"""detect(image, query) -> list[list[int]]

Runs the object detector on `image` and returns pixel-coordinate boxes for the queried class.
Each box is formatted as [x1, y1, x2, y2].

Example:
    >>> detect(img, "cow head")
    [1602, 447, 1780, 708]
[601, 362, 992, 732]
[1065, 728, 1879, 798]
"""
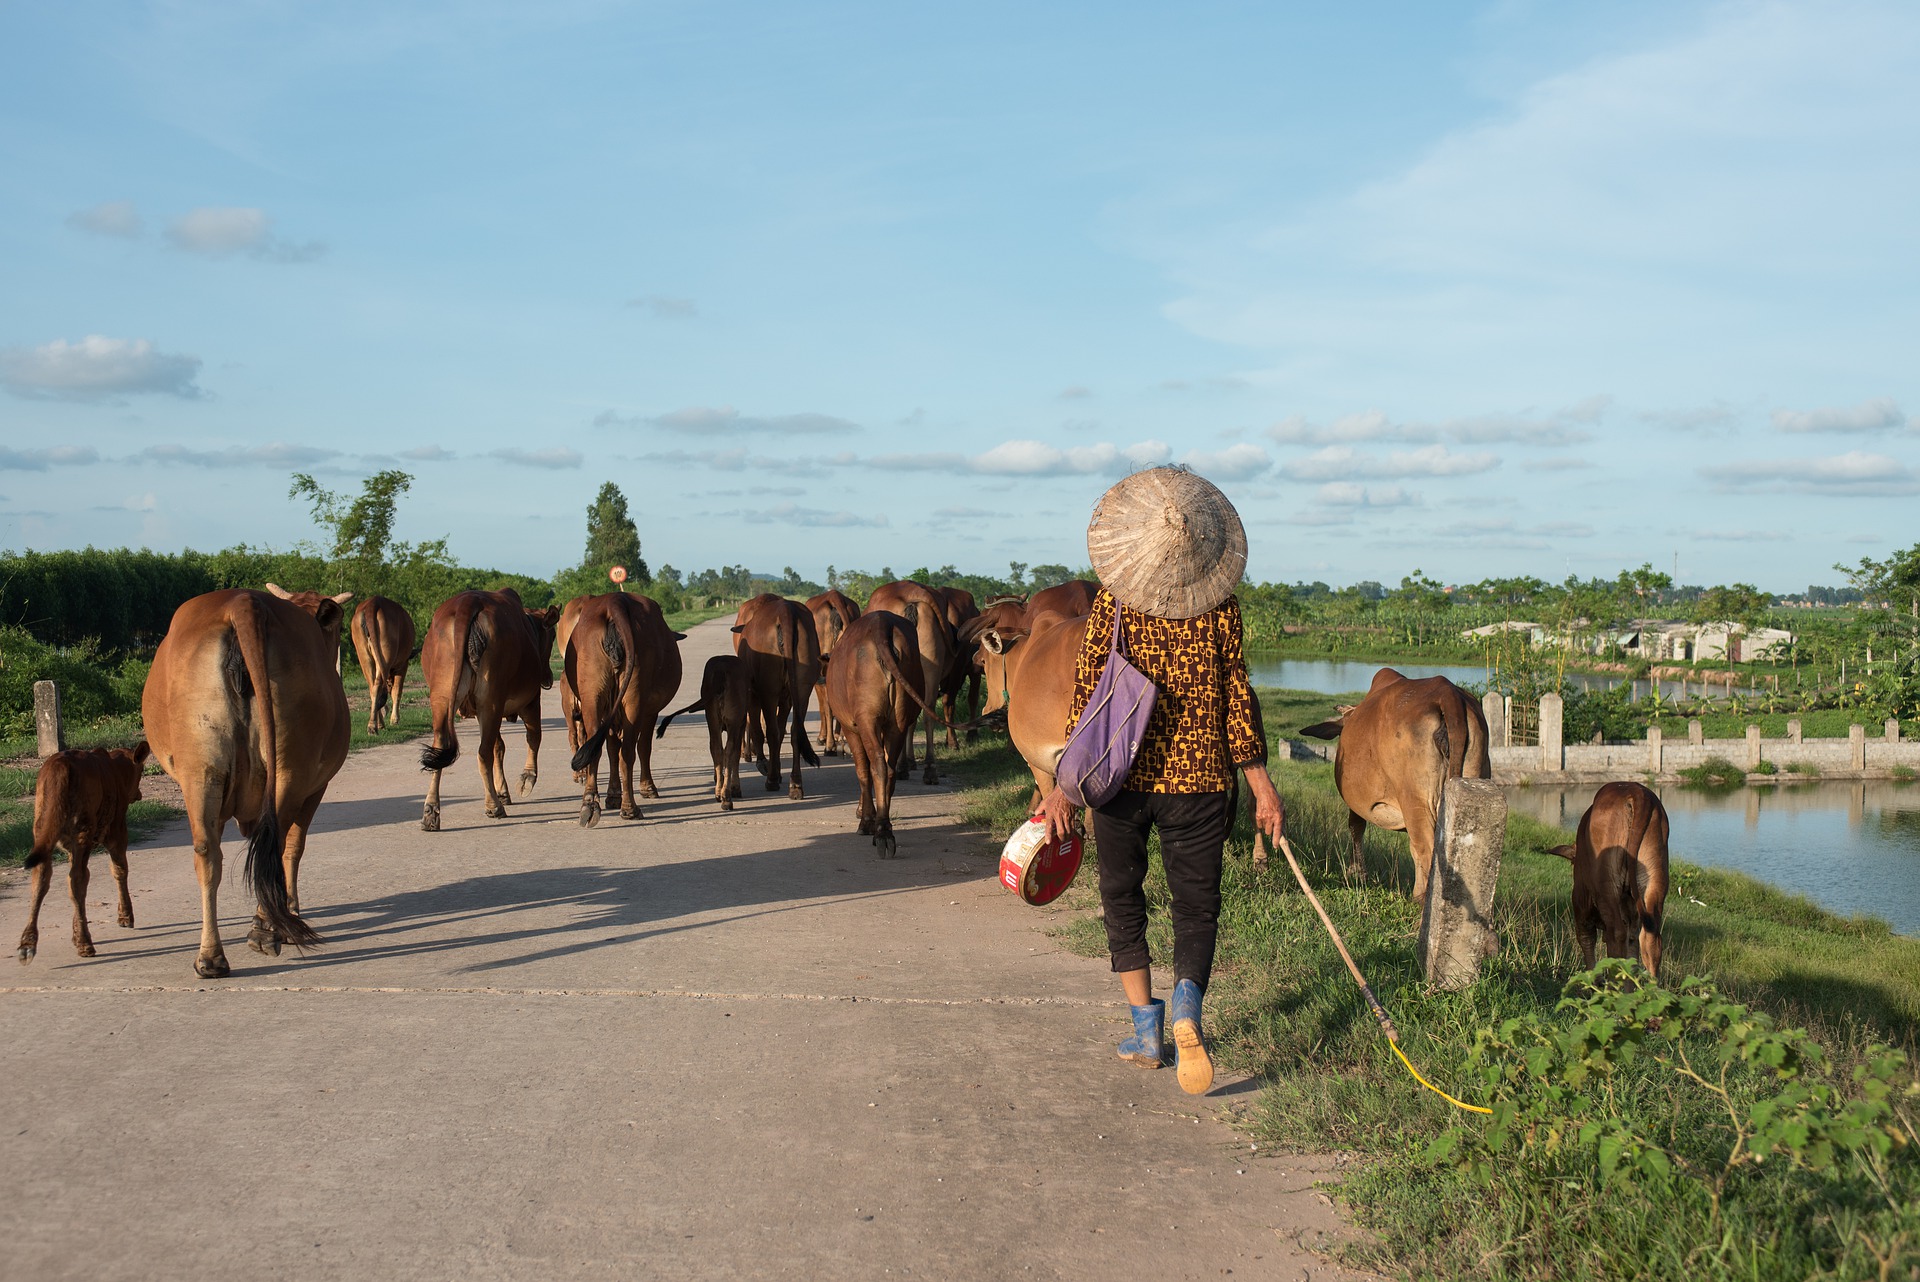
[109, 741, 152, 805]
[1297, 703, 1357, 740]
[265, 583, 354, 666]
[976, 626, 1031, 715]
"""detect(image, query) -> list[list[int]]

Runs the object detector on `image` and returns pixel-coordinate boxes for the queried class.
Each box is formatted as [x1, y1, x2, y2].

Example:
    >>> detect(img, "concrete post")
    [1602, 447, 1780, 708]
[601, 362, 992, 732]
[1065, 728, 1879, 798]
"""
[1850, 724, 1866, 771]
[1888, 719, 1901, 744]
[34, 680, 63, 757]
[1688, 719, 1703, 746]
[1648, 725, 1663, 774]
[1482, 690, 1506, 748]
[1501, 695, 1514, 747]
[1788, 718, 1803, 744]
[1539, 693, 1563, 772]
[1419, 777, 1506, 990]
[1746, 725, 1762, 770]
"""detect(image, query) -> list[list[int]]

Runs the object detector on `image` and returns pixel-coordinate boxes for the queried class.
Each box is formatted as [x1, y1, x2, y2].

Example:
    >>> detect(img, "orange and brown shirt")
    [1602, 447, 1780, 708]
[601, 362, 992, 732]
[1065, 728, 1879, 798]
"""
[1065, 588, 1266, 794]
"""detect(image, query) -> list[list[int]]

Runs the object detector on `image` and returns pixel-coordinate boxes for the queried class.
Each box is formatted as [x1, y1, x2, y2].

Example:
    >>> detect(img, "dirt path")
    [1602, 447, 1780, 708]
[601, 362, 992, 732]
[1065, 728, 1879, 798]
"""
[1, 617, 1362, 1281]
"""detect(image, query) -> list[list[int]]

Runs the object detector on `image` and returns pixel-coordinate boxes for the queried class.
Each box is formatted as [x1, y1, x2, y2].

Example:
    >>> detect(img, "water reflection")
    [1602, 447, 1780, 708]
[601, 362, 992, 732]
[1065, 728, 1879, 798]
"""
[1505, 780, 1920, 934]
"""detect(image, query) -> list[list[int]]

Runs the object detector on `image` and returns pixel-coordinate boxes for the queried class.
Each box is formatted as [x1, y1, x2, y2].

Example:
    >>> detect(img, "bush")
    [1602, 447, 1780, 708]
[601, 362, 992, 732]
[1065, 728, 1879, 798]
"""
[1679, 756, 1745, 789]
[0, 626, 144, 735]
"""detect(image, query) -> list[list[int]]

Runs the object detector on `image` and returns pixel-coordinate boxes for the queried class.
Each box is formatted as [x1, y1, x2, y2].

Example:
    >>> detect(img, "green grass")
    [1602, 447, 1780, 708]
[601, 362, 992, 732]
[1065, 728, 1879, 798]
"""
[945, 688, 1920, 1280]
[1677, 755, 1746, 789]
[1785, 760, 1824, 777]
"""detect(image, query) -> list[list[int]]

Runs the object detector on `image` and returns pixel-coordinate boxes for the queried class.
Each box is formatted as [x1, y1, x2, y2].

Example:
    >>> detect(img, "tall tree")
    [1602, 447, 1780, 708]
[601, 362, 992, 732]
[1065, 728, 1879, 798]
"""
[582, 482, 646, 581]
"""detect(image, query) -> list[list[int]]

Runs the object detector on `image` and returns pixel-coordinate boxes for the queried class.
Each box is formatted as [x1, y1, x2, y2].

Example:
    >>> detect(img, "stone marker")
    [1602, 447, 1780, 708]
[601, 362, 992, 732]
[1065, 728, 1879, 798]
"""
[1888, 718, 1901, 745]
[34, 680, 64, 757]
[1419, 777, 1506, 990]
[1482, 690, 1506, 748]
[1648, 725, 1663, 773]
[1688, 718, 1703, 746]
[1851, 724, 1866, 771]
[1539, 692, 1563, 772]
[1788, 718, 1803, 744]
[1746, 725, 1762, 770]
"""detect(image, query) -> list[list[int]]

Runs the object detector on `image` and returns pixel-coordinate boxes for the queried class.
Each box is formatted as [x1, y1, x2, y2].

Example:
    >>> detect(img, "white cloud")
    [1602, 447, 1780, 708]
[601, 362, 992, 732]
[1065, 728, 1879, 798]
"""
[1639, 402, 1740, 433]
[0, 336, 203, 401]
[1680, 528, 1792, 542]
[740, 503, 889, 529]
[1058, 385, 1092, 400]
[1771, 397, 1907, 434]
[1280, 443, 1499, 481]
[868, 439, 1172, 477]
[1179, 443, 1271, 481]
[1521, 456, 1596, 472]
[0, 445, 101, 471]
[490, 447, 582, 469]
[166, 206, 325, 262]
[637, 447, 828, 476]
[627, 295, 698, 319]
[1267, 398, 1603, 447]
[1313, 482, 1420, 508]
[1445, 415, 1592, 446]
[66, 200, 140, 238]
[1268, 411, 1437, 445]
[396, 444, 457, 461]
[1701, 450, 1919, 496]
[599, 406, 859, 436]
[142, 442, 339, 467]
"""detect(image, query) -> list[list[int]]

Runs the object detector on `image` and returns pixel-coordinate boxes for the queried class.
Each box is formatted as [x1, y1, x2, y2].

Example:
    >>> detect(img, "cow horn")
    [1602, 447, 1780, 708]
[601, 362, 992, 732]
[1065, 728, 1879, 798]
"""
[264, 582, 293, 599]
[330, 591, 354, 604]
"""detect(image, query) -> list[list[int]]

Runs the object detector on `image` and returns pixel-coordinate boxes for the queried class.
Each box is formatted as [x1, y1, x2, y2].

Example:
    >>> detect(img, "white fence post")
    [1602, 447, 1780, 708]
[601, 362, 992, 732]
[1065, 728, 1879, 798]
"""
[1539, 693, 1563, 772]
[34, 680, 64, 757]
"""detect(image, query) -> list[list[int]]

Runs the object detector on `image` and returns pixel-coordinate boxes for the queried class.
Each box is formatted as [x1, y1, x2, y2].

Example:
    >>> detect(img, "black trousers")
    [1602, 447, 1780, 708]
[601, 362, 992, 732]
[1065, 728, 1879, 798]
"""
[1090, 789, 1232, 992]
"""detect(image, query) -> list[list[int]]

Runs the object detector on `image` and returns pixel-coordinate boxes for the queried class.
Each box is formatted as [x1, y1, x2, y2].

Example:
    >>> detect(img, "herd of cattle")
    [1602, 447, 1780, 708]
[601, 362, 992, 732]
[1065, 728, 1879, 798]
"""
[12, 579, 1670, 984]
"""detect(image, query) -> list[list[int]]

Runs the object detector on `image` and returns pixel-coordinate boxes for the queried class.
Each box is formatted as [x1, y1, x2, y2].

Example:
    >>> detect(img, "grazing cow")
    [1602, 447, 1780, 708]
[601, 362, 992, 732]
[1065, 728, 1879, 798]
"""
[1551, 782, 1671, 977]
[15, 743, 150, 964]
[141, 584, 352, 976]
[1299, 669, 1492, 901]
[656, 654, 751, 810]
[805, 589, 862, 755]
[975, 609, 1093, 807]
[864, 580, 955, 783]
[563, 592, 684, 826]
[824, 611, 942, 857]
[418, 589, 561, 831]
[349, 595, 417, 734]
[731, 594, 823, 798]
[934, 586, 983, 748]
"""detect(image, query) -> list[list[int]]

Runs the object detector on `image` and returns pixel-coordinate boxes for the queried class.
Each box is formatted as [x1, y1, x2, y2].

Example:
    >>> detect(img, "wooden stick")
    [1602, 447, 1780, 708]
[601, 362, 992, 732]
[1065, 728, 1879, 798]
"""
[1265, 833, 1398, 1042]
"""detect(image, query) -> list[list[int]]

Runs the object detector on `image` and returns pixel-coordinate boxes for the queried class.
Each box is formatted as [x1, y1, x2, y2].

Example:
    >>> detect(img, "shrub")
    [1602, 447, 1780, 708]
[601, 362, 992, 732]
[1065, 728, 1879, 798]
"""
[1679, 756, 1745, 789]
[0, 626, 143, 735]
[1786, 761, 1824, 777]
[1753, 758, 1779, 776]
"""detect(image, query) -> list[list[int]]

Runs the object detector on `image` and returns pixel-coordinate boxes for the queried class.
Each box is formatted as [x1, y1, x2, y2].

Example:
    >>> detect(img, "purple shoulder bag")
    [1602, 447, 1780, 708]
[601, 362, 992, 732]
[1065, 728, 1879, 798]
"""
[1056, 607, 1158, 809]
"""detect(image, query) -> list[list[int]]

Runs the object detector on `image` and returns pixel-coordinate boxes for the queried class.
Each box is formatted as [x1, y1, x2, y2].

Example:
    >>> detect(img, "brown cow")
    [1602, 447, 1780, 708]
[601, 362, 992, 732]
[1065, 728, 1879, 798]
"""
[142, 584, 351, 976]
[554, 593, 593, 766]
[806, 589, 862, 755]
[563, 592, 684, 826]
[864, 580, 955, 783]
[975, 609, 1092, 807]
[824, 611, 943, 857]
[656, 654, 751, 809]
[349, 595, 417, 734]
[1551, 782, 1671, 977]
[15, 743, 150, 963]
[418, 589, 560, 831]
[934, 586, 983, 748]
[1299, 669, 1492, 901]
[731, 594, 822, 798]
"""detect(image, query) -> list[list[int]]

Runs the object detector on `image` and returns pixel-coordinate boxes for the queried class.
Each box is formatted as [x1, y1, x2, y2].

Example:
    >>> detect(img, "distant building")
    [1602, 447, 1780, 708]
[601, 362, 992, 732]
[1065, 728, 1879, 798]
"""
[1465, 618, 1795, 663]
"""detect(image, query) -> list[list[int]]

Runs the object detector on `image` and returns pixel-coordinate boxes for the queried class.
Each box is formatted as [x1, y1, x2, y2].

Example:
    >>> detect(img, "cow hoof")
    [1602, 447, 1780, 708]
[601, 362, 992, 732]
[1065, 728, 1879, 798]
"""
[875, 832, 897, 859]
[789, 782, 804, 800]
[620, 805, 639, 820]
[638, 781, 658, 799]
[519, 772, 537, 797]
[922, 767, 938, 785]
[765, 777, 780, 792]
[75, 939, 97, 958]
[729, 783, 742, 799]
[194, 955, 231, 979]
[247, 924, 282, 956]
[719, 797, 734, 812]
[485, 802, 507, 819]
[580, 801, 601, 829]
[857, 815, 874, 836]
[118, 911, 135, 928]
[421, 805, 441, 832]
[16, 946, 34, 964]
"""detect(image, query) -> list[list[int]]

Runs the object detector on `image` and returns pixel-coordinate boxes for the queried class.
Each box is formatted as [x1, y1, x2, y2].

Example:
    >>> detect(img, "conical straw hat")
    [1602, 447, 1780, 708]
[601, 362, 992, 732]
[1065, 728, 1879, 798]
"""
[1086, 466, 1247, 619]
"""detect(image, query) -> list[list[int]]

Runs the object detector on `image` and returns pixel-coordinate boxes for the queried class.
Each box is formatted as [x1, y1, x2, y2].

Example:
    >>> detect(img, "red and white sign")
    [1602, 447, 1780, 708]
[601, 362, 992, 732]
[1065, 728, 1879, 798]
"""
[609, 565, 628, 584]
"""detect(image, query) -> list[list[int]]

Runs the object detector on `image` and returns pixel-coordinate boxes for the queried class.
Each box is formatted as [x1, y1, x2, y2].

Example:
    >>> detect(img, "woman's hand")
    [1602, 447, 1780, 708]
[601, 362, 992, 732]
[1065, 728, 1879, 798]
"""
[1036, 786, 1078, 843]
[1244, 765, 1286, 850]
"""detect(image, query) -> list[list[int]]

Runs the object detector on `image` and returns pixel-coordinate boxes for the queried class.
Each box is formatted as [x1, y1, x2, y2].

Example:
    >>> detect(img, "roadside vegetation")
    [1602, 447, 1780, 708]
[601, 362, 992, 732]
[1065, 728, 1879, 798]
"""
[944, 689, 1920, 1280]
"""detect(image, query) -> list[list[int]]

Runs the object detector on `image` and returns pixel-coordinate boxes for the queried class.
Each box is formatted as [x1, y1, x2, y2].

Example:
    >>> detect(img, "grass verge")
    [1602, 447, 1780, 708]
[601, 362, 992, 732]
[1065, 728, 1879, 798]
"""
[945, 688, 1920, 1280]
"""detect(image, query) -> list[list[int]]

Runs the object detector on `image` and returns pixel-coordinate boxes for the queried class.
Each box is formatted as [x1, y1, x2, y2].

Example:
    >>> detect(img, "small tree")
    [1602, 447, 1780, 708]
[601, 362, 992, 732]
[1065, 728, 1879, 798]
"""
[583, 482, 646, 582]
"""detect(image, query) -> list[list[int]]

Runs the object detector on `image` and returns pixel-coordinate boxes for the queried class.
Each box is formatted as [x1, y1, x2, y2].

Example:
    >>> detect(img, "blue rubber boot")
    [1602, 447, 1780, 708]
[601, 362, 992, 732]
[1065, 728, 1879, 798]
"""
[1117, 999, 1167, 1069]
[1169, 979, 1213, 1095]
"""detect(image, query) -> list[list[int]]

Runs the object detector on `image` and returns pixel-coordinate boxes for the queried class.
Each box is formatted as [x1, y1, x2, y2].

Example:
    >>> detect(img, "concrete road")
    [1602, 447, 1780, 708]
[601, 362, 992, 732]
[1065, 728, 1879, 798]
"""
[2, 618, 1362, 1282]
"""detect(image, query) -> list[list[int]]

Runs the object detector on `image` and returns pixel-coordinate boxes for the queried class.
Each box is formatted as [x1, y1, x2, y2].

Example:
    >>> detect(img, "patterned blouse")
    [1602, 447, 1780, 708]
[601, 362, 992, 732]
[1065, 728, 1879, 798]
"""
[1065, 588, 1266, 794]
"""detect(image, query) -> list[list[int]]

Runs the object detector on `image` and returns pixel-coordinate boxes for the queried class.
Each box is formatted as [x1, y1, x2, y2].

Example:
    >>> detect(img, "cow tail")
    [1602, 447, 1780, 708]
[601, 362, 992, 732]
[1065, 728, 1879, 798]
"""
[420, 599, 484, 771]
[570, 723, 609, 774]
[1622, 788, 1658, 903]
[24, 759, 69, 871]
[360, 609, 389, 724]
[656, 698, 706, 739]
[872, 629, 958, 728]
[233, 593, 321, 949]
[775, 608, 820, 767]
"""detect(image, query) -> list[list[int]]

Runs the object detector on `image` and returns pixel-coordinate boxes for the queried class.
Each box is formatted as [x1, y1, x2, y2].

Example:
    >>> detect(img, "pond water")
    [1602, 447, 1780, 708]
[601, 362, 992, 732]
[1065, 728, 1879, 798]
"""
[1245, 654, 1764, 703]
[1505, 781, 1920, 935]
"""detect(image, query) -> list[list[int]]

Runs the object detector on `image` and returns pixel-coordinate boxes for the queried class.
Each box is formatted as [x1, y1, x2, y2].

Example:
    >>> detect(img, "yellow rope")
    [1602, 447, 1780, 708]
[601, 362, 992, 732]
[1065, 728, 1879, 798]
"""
[1265, 835, 1493, 1116]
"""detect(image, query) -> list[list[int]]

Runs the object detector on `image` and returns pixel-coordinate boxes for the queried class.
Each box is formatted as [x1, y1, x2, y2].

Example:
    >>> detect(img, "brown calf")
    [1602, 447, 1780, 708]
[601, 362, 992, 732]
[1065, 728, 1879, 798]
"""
[823, 611, 941, 857]
[564, 592, 684, 826]
[1300, 669, 1491, 901]
[805, 589, 861, 755]
[15, 743, 150, 963]
[657, 654, 752, 810]
[350, 595, 417, 733]
[1551, 781, 1671, 977]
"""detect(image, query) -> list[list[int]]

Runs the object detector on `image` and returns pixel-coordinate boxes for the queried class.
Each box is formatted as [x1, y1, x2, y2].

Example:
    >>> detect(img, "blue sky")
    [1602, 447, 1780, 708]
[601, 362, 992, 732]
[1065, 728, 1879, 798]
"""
[2, 1, 1915, 591]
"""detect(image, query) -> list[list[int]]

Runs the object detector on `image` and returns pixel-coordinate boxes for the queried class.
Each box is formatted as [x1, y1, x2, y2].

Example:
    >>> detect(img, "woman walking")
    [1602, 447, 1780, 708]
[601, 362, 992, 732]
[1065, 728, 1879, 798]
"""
[1038, 467, 1286, 1095]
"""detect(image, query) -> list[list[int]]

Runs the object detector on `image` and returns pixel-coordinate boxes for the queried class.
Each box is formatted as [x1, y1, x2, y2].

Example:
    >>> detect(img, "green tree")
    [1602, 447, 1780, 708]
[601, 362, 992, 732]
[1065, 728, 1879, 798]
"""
[1837, 543, 1920, 611]
[290, 470, 413, 573]
[1692, 583, 1770, 627]
[582, 482, 646, 581]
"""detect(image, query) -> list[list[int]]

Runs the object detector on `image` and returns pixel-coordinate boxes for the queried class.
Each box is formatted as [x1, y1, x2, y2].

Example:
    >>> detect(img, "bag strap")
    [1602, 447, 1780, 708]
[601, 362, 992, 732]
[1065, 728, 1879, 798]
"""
[1109, 600, 1130, 661]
